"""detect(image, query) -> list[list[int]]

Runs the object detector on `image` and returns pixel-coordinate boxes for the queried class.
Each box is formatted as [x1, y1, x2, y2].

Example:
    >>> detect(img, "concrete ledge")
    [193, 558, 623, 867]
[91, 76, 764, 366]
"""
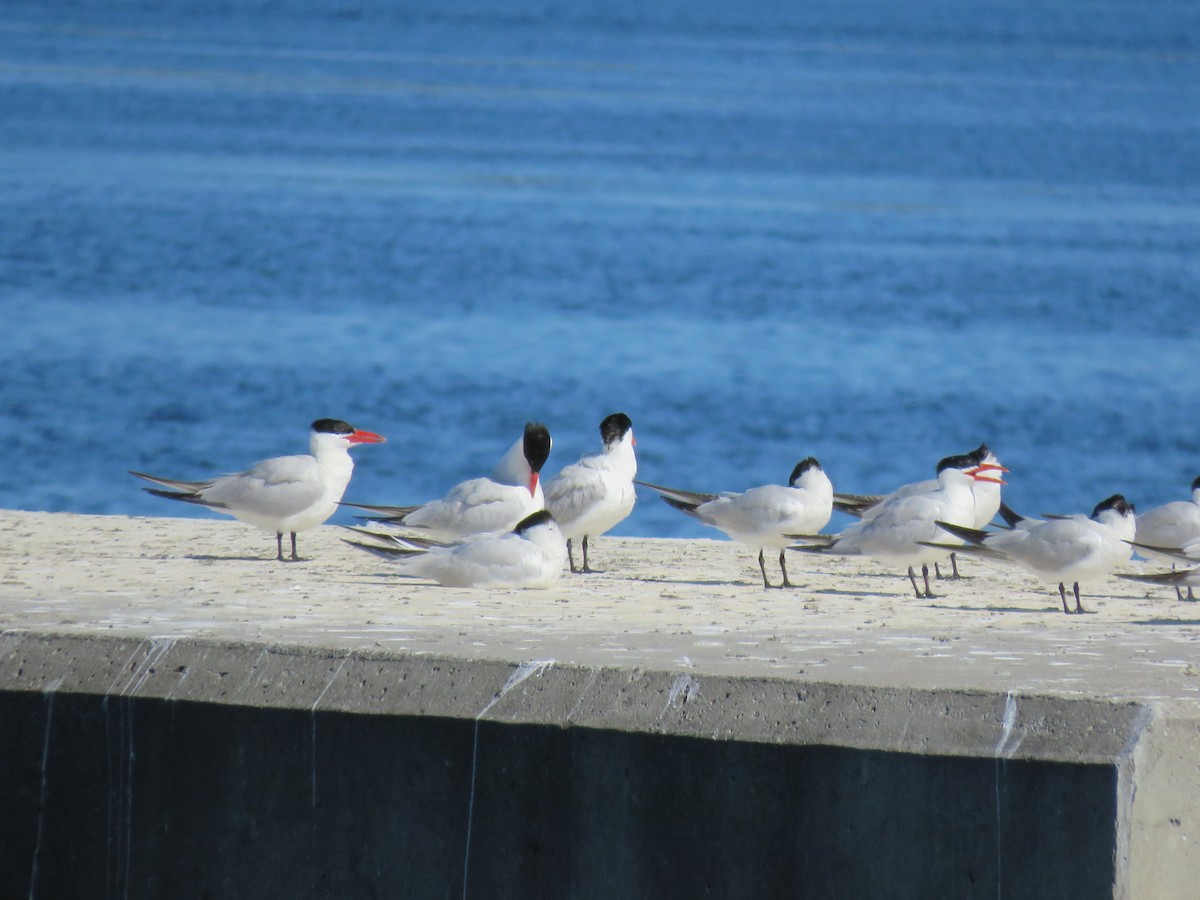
[0, 632, 1153, 764]
[3, 510, 1199, 897]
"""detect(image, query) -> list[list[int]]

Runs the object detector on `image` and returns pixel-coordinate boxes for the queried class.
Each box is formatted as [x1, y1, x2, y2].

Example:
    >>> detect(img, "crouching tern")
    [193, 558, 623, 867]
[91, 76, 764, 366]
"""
[344, 509, 568, 589]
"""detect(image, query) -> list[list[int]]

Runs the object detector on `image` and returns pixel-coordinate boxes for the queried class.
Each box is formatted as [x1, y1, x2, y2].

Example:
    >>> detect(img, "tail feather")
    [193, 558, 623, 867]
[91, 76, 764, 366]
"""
[142, 487, 227, 509]
[660, 495, 703, 518]
[786, 534, 838, 553]
[917, 540, 1006, 561]
[130, 470, 229, 508]
[129, 472, 220, 508]
[339, 500, 422, 523]
[1126, 540, 1195, 564]
[1119, 568, 1198, 585]
[832, 492, 883, 517]
[339, 525, 444, 551]
[996, 501, 1025, 529]
[934, 521, 991, 545]
[342, 538, 425, 561]
[634, 480, 717, 513]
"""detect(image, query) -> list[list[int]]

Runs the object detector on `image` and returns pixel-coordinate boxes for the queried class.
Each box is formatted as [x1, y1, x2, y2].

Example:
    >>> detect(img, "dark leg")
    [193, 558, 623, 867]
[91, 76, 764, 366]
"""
[566, 538, 579, 574]
[1058, 582, 1070, 614]
[907, 566, 922, 599]
[275, 532, 285, 562]
[1171, 564, 1183, 602]
[921, 563, 936, 599]
[1073, 582, 1085, 614]
[581, 535, 594, 573]
[778, 550, 794, 588]
[289, 532, 300, 561]
[1189, 586, 1196, 602]
[935, 554, 963, 581]
[758, 549, 773, 589]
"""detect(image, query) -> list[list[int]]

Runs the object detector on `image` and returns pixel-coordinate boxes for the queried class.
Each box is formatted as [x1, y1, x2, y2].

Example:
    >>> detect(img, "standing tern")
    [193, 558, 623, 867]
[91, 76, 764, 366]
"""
[130, 418, 385, 561]
[344, 509, 567, 588]
[833, 442, 1007, 578]
[929, 494, 1137, 614]
[544, 412, 637, 573]
[790, 453, 1000, 599]
[1130, 475, 1200, 600]
[639, 457, 834, 589]
[342, 422, 551, 541]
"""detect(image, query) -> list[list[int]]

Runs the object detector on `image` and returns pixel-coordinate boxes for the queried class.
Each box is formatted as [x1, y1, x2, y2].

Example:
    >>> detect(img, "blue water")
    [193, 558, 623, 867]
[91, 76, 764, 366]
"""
[2, 0, 1198, 539]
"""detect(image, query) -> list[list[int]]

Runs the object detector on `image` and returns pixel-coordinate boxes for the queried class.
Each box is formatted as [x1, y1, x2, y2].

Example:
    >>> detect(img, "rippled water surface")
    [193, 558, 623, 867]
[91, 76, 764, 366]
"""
[2, 0, 1198, 537]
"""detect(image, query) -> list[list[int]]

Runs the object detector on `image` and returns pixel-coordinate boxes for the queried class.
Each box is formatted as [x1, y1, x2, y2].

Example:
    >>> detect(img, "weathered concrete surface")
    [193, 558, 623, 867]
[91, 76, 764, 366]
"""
[2, 509, 1199, 897]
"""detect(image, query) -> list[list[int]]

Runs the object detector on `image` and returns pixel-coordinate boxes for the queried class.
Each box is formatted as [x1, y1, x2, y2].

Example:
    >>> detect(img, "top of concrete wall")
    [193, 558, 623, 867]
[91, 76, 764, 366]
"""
[2, 508, 1199, 765]
[4, 509, 1198, 697]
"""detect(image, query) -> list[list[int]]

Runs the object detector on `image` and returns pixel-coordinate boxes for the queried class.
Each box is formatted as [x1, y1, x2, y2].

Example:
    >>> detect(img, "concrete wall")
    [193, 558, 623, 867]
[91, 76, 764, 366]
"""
[3, 687, 1118, 899]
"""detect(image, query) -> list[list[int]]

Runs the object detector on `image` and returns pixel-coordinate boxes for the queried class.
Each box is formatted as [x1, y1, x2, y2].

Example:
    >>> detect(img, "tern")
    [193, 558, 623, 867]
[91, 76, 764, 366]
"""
[342, 422, 551, 541]
[790, 453, 1000, 599]
[1130, 475, 1200, 600]
[833, 442, 1007, 579]
[130, 418, 385, 561]
[928, 494, 1137, 614]
[344, 509, 567, 588]
[639, 457, 834, 589]
[544, 412, 637, 573]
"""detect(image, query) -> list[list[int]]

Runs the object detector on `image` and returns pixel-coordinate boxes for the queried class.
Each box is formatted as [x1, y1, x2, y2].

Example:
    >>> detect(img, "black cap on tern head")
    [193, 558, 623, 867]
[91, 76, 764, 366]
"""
[789, 457, 822, 485]
[936, 453, 978, 473]
[1191, 475, 1200, 492]
[967, 443, 991, 464]
[1091, 494, 1135, 518]
[599, 412, 633, 447]
[312, 419, 355, 436]
[522, 422, 552, 473]
[513, 509, 555, 535]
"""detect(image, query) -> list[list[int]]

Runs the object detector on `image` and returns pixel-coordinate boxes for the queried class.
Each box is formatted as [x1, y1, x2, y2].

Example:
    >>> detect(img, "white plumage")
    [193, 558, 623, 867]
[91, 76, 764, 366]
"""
[343, 422, 551, 541]
[130, 418, 385, 561]
[793, 453, 998, 598]
[931, 494, 1137, 614]
[544, 413, 637, 573]
[641, 457, 833, 588]
[345, 510, 567, 589]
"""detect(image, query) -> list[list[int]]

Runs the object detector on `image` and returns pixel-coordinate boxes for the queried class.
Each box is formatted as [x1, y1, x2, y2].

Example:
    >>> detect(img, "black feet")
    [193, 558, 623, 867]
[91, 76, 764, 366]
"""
[1058, 582, 1086, 614]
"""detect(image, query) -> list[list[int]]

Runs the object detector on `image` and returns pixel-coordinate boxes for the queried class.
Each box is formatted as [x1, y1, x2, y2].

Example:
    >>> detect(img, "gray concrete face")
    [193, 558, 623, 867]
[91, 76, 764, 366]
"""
[3, 687, 1117, 900]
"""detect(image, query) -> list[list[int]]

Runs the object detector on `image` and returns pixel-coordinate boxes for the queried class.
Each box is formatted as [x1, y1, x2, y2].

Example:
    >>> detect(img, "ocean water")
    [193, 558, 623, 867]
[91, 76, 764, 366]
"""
[1, 0, 1198, 539]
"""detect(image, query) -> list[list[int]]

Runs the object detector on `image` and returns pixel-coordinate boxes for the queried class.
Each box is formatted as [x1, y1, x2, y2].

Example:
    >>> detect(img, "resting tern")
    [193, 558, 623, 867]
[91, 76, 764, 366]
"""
[342, 422, 551, 541]
[130, 418, 386, 561]
[790, 453, 1000, 599]
[833, 442, 1007, 578]
[929, 494, 1137, 614]
[639, 457, 834, 588]
[344, 509, 567, 589]
[1129, 475, 1200, 600]
[544, 413, 637, 573]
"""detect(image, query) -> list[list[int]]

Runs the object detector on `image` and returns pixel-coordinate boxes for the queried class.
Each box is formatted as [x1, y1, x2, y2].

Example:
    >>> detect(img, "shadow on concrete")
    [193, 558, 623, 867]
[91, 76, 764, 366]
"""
[1129, 618, 1200, 627]
[186, 554, 288, 563]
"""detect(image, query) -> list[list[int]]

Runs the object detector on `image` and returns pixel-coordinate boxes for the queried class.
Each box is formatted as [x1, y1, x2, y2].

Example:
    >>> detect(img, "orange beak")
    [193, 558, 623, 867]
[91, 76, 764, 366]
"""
[349, 430, 386, 444]
[968, 462, 1008, 484]
[529, 471, 540, 496]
